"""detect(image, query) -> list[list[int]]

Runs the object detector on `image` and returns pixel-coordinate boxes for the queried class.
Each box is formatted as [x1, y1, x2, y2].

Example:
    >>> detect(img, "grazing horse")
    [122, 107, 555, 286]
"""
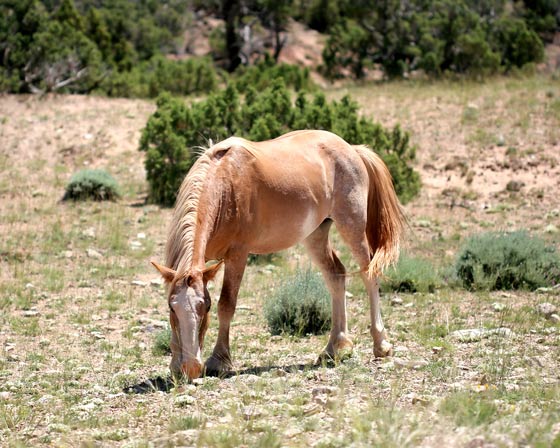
[151, 130, 405, 380]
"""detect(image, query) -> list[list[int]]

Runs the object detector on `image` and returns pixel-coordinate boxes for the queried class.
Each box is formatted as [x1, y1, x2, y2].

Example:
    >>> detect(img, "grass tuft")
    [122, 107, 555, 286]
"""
[383, 254, 441, 293]
[455, 230, 560, 290]
[63, 169, 120, 201]
[264, 268, 331, 337]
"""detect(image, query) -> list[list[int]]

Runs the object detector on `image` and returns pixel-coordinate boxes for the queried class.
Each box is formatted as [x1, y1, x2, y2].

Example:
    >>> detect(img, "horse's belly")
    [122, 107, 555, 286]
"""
[248, 207, 326, 254]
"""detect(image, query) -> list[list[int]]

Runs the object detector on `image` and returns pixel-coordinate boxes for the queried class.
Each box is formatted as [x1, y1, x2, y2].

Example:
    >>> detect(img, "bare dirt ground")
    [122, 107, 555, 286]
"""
[0, 75, 559, 447]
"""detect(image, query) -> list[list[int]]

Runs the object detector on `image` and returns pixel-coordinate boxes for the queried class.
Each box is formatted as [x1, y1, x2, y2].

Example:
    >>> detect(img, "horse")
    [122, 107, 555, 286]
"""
[151, 129, 405, 380]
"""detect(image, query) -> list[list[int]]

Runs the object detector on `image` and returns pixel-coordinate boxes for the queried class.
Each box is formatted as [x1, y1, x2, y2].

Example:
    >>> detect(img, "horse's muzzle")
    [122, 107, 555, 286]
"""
[181, 359, 202, 380]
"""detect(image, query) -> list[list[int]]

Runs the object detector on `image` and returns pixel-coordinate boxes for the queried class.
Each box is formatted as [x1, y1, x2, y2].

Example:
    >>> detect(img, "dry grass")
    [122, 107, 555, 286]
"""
[1, 76, 559, 447]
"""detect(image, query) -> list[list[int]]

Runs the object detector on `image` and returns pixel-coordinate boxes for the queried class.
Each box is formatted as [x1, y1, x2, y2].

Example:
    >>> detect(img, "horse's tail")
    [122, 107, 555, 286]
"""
[353, 145, 406, 278]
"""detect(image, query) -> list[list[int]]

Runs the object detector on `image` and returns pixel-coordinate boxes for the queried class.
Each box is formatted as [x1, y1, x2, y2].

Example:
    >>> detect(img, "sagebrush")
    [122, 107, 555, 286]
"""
[264, 268, 331, 337]
[455, 231, 560, 290]
[383, 254, 441, 293]
[63, 169, 120, 201]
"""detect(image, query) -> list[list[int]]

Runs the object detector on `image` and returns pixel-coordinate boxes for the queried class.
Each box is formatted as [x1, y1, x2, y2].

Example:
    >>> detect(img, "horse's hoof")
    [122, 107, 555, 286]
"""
[314, 347, 353, 366]
[373, 340, 393, 358]
[314, 351, 336, 366]
[204, 355, 233, 377]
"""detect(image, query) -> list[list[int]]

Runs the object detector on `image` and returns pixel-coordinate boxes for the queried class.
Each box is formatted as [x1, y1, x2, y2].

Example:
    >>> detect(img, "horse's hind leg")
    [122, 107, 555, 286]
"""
[303, 219, 353, 361]
[335, 223, 393, 358]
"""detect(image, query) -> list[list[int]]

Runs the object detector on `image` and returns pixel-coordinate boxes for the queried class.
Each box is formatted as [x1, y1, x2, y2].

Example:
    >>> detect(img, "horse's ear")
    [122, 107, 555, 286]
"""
[151, 261, 176, 283]
[203, 260, 224, 283]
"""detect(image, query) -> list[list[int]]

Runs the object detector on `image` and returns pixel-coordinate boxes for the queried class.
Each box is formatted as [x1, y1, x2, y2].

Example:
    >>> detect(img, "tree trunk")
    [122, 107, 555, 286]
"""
[222, 0, 242, 72]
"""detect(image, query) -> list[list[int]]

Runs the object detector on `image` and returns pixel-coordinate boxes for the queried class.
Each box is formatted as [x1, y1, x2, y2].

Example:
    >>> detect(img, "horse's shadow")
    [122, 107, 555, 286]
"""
[124, 362, 323, 394]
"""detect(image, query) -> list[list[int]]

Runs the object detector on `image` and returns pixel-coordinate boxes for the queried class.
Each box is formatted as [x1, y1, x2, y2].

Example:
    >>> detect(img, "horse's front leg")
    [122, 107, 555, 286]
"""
[204, 250, 248, 376]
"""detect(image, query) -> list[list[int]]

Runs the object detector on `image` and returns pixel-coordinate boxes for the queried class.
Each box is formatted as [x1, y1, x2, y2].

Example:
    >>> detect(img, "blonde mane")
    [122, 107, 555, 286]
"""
[165, 152, 213, 275]
[164, 137, 256, 277]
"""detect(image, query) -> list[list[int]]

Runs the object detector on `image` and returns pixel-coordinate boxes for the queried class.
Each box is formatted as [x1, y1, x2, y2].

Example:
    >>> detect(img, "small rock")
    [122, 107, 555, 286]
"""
[506, 180, 524, 192]
[130, 240, 142, 250]
[173, 384, 196, 394]
[410, 394, 431, 405]
[393, 358, 428, 370]
[86, 248, 103, 259]
[174, 395, 195, 407]
[0, 391, 12, 400]
[22, 310, 39, 317]
[82, 227, 96, 238]
[312, 386, 337, 397]
[536, 302, 557, 318]
[90, 331, 105, 340]
[64, 250, 73, 259]
[545, 209, 559, 219]
[390, 296, 403, 306]
[138, 317, 167, 329]
[345, 291, 354, 298]
[150, 278, 164, 287]
[432, 346, 444, 354]
[131, 280, 148, 287]
[544, 224, 559, 234]
[416, 219, 432, 228]
[550, 314, 560, 324]
[25, 283, 35, 290]
[303, 403, 322, 416]
[492, 302, 506, 312]
[313, 395, 328, 406]
[137, 232, 146, 239]
[451, 327, 514, 342]
[242, 406, 262, 420]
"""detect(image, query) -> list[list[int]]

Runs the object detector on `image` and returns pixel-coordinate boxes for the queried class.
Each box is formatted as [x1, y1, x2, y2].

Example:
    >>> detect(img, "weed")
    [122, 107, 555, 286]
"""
[63, 169, 120, 201]
[264, 268, 331, 337]
[168, 414, 205, 432]
[383, 254, 442, 293]
[455, 230, 560, 290]
[440, 391, 499, 427]
[153, 327, 172, 356]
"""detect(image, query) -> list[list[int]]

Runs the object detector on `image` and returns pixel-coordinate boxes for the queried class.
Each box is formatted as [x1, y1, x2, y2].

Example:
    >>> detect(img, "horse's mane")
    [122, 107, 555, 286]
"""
[164, 137, 256, 278]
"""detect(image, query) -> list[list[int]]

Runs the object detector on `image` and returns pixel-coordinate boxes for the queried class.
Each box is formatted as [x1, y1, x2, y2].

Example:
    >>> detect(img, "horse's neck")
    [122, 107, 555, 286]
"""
[170, 184, 221, 274]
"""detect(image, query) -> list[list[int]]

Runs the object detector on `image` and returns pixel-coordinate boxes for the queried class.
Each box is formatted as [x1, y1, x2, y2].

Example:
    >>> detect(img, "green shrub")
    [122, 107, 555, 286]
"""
[63, 169, 120, 201]
[383, 255, 441, 293]
[139, 80, 420, 206]
[455, 231, 560, 290]
[152, 326, 171, 356]
[233, 57, 314, 93]
[264, 268, 331, 337]
[100, 56, 218, 98]
[440, 391, 499, 427]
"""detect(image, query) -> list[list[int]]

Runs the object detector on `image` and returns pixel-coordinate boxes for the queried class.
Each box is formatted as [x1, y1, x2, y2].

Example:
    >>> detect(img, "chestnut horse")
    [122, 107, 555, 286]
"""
[152, 130, 405, 380]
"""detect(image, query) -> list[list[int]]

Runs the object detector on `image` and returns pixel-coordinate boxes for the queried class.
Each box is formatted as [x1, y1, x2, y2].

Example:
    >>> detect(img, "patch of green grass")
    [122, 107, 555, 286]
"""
[168, 414, 206, 432]
[152, 326, 172, 356]
[439, 391, 499, 427]
[382, 254, 442, 293]
[9, 316, 40, 336]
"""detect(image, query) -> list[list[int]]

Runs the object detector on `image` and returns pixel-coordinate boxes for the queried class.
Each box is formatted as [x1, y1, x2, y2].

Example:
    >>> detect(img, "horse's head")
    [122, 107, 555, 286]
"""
[151, 260, 222, 380]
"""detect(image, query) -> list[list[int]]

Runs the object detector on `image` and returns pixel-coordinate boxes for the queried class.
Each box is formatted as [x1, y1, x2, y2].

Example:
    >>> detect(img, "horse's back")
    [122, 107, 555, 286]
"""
[206, 131, 368, 255]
